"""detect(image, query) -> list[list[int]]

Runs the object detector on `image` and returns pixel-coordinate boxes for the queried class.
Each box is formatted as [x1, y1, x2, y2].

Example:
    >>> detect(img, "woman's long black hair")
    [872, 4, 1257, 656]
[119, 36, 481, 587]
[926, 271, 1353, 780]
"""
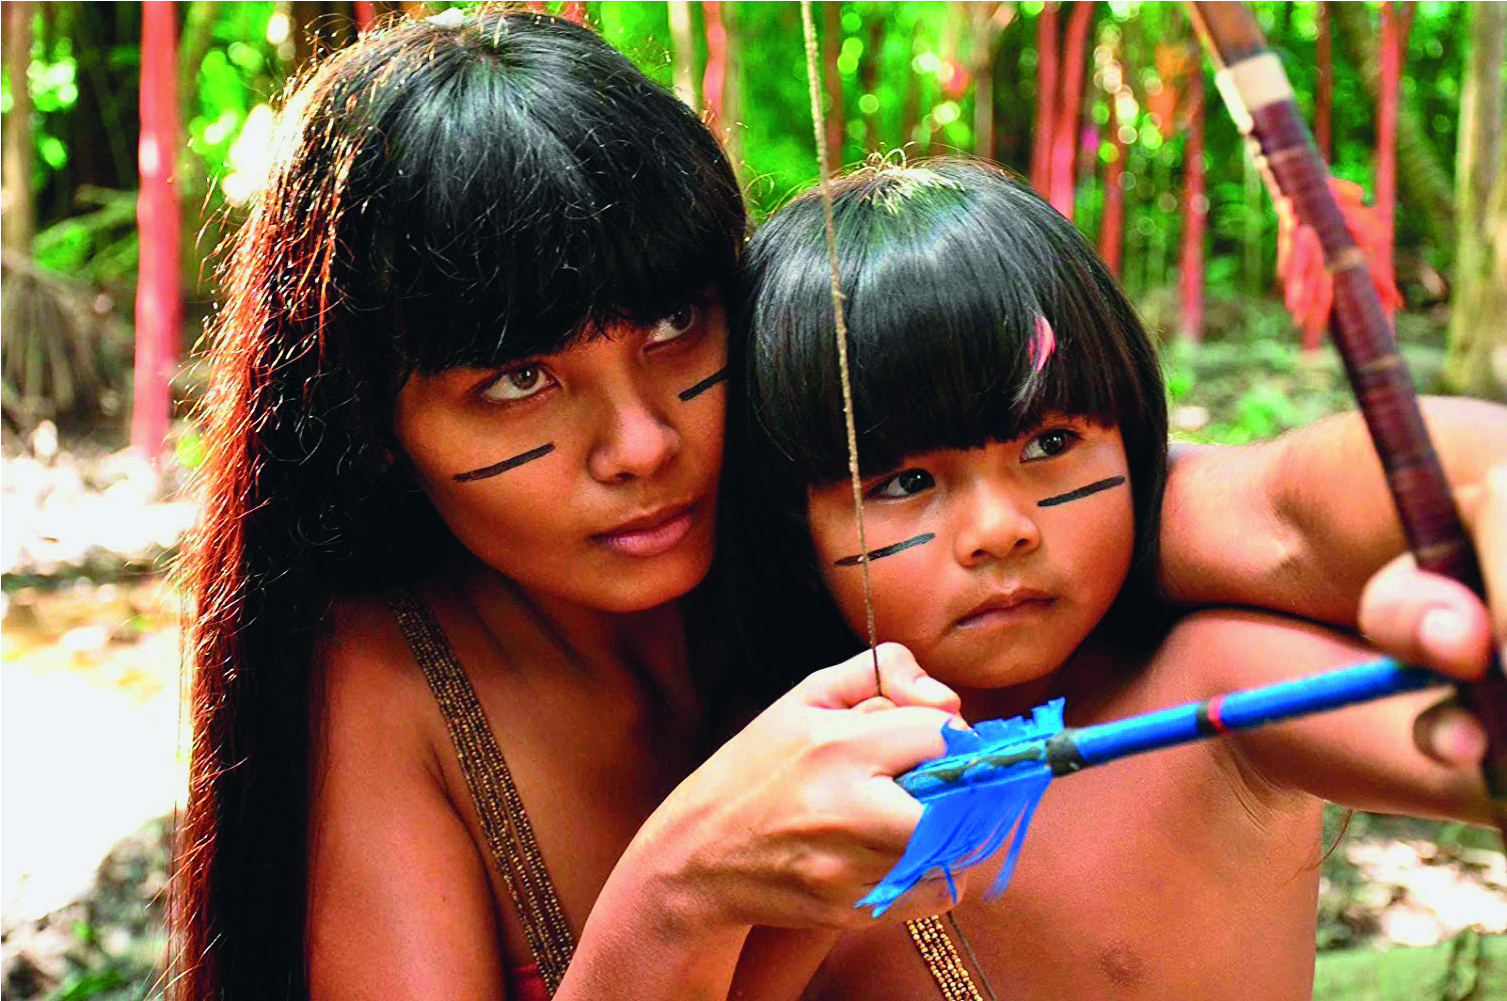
[175, 10, 743, 998]
[722, 159, 1167, 695]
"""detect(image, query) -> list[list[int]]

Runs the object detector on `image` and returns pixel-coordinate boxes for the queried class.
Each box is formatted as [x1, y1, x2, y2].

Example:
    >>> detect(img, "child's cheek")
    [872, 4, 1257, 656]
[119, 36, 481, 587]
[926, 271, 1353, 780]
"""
[819, 563, 873, 640]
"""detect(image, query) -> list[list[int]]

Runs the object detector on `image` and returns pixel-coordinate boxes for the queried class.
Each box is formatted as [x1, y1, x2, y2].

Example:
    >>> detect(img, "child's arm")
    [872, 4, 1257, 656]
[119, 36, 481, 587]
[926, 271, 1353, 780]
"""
[1160, 397, 1507, 626]
[1158, 609, 1493, 825]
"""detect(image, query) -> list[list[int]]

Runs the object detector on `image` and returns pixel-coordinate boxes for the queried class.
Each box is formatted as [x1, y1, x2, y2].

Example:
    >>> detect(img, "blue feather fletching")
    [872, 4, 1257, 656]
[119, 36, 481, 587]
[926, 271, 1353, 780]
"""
[857, 699, 1064, 917]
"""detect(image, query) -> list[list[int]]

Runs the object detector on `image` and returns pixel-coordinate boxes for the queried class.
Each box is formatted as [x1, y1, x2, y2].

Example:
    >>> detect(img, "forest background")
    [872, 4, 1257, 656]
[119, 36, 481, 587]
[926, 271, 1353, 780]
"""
[2, 2, 1505, 999]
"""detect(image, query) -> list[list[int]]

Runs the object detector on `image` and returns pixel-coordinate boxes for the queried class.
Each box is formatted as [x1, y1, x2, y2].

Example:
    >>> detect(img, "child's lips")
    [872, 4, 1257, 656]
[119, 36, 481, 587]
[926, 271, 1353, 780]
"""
[952, 589, 1055, 630]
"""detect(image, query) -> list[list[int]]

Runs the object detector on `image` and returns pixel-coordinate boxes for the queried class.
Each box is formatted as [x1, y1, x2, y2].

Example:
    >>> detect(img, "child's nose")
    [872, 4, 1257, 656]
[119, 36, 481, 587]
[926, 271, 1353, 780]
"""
[953, 485, 1040, 565]
[587, 389, 681, 484]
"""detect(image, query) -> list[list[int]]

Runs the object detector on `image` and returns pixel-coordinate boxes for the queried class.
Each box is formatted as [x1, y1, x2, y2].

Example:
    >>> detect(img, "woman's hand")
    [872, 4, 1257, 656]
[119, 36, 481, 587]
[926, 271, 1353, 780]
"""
[622, 642, 967, 934]
[1359, 463, 1506, 765]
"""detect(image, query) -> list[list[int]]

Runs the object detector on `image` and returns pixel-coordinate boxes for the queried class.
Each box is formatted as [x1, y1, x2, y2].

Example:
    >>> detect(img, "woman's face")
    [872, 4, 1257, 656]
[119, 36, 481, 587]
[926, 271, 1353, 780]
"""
[393, 299, 728, 614]
[805, 416, 1135, 693]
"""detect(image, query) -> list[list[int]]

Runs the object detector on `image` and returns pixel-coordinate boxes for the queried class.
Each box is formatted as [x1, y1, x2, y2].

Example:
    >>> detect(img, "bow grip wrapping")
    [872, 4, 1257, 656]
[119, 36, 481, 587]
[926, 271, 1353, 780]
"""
[1188, 1, 1507, 838]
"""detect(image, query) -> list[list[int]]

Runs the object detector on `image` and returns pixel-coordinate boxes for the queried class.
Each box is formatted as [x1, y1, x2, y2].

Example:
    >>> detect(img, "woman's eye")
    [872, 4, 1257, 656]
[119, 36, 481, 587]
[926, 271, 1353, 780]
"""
[871, 468, 935, 499]
[648, 304, 700, 345]
[481, 364, 554, 403]
[1020, 428, 1079, 462]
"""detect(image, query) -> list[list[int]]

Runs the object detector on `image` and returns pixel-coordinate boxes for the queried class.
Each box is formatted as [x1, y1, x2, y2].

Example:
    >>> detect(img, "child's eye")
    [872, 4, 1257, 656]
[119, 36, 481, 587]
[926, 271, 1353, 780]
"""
[1020, 428, 1079, 462]
[647, 304, 701, 346]
[870, 468, 935, 499]
[481, 364, 556, 403]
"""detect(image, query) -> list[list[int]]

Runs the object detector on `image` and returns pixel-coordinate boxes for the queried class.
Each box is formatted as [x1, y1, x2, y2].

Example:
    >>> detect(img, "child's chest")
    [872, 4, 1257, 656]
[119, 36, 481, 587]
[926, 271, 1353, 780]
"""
[813, 741, 1326, 1000]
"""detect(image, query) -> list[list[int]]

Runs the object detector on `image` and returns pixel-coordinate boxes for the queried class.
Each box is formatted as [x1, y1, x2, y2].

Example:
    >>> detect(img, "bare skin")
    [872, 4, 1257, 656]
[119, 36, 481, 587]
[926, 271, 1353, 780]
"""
[780, 410, 1495, 1001]
[306, 384, 1504, 999]
[804, 612, 1483, 1001]
[304, 302, 968, 1000]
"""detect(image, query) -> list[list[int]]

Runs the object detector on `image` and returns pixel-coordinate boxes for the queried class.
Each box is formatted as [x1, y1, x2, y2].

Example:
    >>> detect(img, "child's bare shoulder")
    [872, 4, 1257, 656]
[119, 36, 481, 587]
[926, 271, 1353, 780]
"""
[1149, 607, 1369, 697]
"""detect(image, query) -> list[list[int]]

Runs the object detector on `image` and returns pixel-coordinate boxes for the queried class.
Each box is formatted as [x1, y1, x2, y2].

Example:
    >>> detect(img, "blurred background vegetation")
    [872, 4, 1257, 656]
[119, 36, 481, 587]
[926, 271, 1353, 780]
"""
[1, 2, 1504, 999]
[2, 0, 1504, 449]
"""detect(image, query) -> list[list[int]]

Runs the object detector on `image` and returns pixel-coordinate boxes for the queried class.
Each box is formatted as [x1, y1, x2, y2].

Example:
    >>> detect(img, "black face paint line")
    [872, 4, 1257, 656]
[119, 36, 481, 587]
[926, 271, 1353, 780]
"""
[678, 366, 729, 402]
[833, 533, 936, 567]
[1037, 475, 1127, 508]
[453, 442, 556, 482]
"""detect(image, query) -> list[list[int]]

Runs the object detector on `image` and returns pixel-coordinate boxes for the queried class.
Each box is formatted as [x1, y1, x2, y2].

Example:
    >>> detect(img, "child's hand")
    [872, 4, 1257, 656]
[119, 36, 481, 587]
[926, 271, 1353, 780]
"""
[1359, 463, 1506, 766]
[619, 644, 970, 933]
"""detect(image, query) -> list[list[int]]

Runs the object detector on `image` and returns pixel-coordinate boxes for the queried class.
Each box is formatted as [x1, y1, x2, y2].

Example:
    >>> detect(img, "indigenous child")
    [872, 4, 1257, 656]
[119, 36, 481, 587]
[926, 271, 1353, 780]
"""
[724, 158, 1499, 999]
[174, 12, 970, 1001]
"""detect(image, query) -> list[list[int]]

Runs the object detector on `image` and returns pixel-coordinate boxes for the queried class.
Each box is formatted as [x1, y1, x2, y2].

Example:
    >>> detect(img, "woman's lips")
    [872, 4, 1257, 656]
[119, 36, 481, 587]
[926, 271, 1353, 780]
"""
[591, 501, 697, 558]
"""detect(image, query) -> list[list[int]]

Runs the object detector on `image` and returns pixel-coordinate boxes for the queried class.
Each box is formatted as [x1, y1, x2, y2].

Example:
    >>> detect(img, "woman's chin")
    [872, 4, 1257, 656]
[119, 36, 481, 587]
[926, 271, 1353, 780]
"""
[583, 544, 717, 614]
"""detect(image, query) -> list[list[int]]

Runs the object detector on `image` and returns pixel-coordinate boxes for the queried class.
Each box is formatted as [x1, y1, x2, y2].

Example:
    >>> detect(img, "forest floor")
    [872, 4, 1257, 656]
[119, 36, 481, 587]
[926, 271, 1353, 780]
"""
[3, 307, 1504, 999]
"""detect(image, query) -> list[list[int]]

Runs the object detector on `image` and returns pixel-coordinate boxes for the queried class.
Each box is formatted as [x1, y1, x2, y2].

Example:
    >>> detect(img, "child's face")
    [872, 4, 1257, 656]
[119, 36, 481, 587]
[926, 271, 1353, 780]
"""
[392, 299, 728, 614]
[806, 416, 1135, 692]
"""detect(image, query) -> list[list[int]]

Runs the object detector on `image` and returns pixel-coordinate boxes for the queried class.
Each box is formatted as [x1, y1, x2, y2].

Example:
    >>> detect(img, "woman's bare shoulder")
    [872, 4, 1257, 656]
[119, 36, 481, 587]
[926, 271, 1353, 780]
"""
[314, 590, 445, 786]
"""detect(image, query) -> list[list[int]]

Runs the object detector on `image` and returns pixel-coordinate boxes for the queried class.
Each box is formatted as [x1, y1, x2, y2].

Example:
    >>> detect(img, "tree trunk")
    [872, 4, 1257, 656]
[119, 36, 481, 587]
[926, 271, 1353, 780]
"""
[1376, 2, 1402, 318]
[1444, 1, 1507, 401]
[667, 0, 697, 108]
[860, 20, 883, 153]
[2, 0, 34, 256]
[1049, 1, 1092, 220]
[1316, 1, 1332, 160]
[821, 1, 845, 167]
[1030, 3, 1058, 194]
[702, 0, 727, 126]
[1332, 0, 1455, 249]
[134, 0, 181, 462]
[1098, 34, 1127, 276]
[967, 2, 1009, 159]
[179, 1, 220, 101]
[973, 3, 995, 158]
[1179, 60, 1205, 344]
[1100, 112, 1126, 276]
[291, 1, 356, 71]
[703, 0, 741, 172]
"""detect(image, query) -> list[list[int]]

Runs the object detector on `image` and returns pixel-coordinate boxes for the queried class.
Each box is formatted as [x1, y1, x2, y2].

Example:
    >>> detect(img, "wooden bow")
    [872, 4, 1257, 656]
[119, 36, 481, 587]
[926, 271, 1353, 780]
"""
[1187, 1, 1507, 841]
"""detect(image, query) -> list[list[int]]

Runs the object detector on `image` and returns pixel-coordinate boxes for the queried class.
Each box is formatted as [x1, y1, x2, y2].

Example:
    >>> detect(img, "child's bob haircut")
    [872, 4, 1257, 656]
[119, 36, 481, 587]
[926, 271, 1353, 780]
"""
[724, 159, 1167, 681]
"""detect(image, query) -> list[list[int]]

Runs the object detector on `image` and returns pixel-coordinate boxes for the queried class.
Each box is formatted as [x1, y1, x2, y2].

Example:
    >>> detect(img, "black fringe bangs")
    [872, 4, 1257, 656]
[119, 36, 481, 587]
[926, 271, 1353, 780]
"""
[740, 159, 1159, 490]
[310, 11, 745, 376]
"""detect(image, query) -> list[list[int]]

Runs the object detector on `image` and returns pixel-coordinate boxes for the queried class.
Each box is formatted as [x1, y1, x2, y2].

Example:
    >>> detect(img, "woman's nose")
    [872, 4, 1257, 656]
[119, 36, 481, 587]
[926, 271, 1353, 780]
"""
[587, 389, 681, 484]
[953, 483, 1040, 566]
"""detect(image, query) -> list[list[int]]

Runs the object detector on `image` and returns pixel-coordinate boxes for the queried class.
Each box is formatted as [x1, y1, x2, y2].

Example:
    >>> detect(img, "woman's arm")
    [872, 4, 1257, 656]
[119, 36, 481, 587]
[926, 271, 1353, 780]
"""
[556, 646, 971, 1000]
[309, 623, 966, 1001]
[1160, 396, 1507, 625]
[307, 609, 510, 999]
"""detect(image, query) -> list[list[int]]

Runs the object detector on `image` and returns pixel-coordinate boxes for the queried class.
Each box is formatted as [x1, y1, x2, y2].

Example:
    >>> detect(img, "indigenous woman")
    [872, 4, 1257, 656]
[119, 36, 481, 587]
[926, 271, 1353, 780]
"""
[175, 11, 964, 999]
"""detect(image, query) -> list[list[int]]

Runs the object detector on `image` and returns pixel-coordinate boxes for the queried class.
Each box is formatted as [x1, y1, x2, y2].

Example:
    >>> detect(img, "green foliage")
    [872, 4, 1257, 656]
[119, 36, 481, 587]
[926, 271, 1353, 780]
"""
[12, 0, 1474, 303]
[1314, 930, 1507, 1000]
[5, 0, 1480, 424]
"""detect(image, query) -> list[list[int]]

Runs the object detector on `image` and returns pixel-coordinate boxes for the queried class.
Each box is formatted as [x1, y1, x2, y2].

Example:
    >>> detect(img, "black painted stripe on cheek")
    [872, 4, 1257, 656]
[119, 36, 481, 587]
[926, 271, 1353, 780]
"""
[678, 366, 729, 402]
[1037, 475, 1127, 508]
[453, 442, 555, 482]
[833, 532, 935, 567]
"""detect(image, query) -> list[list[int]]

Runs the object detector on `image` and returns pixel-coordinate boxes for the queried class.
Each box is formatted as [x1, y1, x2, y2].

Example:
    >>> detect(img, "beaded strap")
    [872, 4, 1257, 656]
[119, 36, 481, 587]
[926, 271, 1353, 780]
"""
[388, 590, 576, 994]
[906, 916, 987, 1001]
